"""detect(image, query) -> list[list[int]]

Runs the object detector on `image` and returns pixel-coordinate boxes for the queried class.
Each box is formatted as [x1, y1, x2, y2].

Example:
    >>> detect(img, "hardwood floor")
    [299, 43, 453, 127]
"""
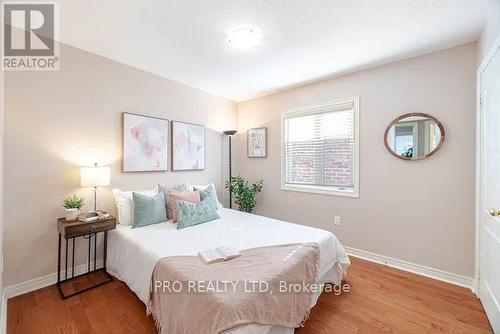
[8, 257, 492, 333]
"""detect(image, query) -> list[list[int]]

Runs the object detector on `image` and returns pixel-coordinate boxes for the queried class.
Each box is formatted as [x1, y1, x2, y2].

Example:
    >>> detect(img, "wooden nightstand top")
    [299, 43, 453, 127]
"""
[57, 216, 116, 239]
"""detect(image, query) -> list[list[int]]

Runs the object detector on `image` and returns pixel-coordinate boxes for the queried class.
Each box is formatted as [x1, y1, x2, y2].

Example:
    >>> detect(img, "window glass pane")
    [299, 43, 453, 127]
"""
[324, 110, 354, 188]
[284, 106, 355, 192]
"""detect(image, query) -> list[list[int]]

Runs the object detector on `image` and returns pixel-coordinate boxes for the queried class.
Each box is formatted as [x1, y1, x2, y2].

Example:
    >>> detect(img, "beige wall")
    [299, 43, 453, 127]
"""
[478, 0, 500, 63]
[3, 44, 237, 286]
[235, 43, 477, 277]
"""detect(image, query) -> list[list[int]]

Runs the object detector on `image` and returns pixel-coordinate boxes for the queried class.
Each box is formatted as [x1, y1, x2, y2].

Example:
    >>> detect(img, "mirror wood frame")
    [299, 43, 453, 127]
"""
[384, 112, 445, 161]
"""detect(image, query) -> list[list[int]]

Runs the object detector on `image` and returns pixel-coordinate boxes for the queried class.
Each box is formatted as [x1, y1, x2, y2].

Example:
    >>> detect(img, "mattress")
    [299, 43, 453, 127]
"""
[107, 208, 350, 334]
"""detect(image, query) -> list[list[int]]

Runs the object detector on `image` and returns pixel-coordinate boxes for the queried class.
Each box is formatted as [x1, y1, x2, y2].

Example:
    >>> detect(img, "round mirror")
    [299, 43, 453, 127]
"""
[384, 113, 445, 161]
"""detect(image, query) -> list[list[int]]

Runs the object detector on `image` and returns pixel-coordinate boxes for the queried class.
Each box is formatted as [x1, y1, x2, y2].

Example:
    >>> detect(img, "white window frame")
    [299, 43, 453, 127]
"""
[280, 96, 360, 198]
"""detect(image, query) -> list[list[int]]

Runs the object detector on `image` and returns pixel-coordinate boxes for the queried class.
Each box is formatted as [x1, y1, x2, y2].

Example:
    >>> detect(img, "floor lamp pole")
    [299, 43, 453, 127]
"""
[228, 135, 233, 208]
[223, 130, 238, 209]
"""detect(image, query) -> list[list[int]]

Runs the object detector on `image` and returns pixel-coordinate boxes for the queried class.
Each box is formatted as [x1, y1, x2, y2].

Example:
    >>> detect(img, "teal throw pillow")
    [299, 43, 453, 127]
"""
[176, 197, 220, 230]
[132, 192, 167, 228]
[195, 184, 219, 209]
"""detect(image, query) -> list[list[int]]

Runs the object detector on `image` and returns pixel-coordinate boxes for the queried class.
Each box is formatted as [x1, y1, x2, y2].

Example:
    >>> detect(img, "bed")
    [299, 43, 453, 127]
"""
[107, 208, 350, 334]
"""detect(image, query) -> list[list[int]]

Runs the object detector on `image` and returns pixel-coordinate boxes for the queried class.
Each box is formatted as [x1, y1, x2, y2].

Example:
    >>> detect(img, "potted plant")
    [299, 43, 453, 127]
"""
[63, 195, 85, 221]
[225, 176, 263, 213]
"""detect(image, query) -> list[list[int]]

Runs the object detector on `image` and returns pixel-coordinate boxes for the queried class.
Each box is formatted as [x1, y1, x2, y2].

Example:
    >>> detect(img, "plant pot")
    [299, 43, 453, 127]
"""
[65, 208, 80, 221]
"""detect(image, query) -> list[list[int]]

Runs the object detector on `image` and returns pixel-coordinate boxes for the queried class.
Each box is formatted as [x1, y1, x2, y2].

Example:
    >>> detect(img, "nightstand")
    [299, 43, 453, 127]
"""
[56, 216, 116, 299]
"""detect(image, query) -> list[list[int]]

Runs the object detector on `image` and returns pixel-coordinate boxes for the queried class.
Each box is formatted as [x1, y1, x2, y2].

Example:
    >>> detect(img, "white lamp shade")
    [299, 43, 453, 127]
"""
[80, 166, 111, 187]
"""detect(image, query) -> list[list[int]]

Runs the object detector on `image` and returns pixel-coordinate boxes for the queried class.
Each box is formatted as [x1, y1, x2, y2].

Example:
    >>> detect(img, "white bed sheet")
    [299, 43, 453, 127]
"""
[107, 208, 350, 334]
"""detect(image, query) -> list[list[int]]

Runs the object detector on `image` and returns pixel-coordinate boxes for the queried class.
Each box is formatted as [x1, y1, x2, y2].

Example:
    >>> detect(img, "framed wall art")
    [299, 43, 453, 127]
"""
[171, 121, 206, 171]
[247, 127, 267, 158]
[123, 112, 168, 172]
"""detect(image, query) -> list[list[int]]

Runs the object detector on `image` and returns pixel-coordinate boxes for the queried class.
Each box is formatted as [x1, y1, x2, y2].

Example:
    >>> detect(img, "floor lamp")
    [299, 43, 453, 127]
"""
[223, 130, 237, 208]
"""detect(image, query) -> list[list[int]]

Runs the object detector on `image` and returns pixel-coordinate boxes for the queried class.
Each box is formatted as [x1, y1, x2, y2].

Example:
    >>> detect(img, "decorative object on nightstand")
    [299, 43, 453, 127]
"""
[77, 210, 110, 222]
[62, 194, 85, 221]
[223, 130, 237, 208]
[56, 215, 116, 299]
[80, 163, 111, 212]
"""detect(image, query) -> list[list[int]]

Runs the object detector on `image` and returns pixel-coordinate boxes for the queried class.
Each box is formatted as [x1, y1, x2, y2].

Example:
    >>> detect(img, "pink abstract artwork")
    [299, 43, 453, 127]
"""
[171, 121, 205, 170]
[123, 113, 168, 172]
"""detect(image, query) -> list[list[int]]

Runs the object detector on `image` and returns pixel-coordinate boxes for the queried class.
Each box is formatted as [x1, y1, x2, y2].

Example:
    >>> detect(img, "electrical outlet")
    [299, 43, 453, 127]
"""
[334, 216, 341, 226]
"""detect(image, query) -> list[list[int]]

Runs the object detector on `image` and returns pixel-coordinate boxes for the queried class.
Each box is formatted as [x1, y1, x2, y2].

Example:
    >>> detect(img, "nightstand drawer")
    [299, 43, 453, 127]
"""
[67, 220, 115, 238]
[58, 218, 116, 238]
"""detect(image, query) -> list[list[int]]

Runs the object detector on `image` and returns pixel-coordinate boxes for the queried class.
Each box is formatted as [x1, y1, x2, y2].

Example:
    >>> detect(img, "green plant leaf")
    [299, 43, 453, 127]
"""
[224, 176, 263, 213]
[63, 194, 85, 209]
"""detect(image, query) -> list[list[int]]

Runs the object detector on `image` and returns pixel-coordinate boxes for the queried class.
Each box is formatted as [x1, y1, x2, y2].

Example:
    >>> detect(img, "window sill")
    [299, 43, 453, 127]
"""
[280, 184, 359, 198]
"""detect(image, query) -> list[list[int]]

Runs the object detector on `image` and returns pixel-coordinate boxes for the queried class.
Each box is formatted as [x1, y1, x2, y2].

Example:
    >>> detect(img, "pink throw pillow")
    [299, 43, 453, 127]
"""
[169, 191, 201, 222]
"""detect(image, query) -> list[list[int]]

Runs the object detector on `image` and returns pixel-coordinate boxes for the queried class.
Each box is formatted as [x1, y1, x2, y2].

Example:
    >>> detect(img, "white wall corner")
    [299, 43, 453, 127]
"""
[472, 279, 480, 297]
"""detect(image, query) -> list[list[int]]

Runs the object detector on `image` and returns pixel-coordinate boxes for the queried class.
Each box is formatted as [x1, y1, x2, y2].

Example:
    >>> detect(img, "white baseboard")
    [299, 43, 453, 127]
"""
[472, 279, 480, 296]
[4, 260, 104, 300]
[345, 246, 474, 291]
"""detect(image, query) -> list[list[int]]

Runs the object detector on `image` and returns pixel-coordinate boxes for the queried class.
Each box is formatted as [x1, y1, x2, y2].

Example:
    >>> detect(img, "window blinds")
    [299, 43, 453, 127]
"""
[283, 102, 355, 192]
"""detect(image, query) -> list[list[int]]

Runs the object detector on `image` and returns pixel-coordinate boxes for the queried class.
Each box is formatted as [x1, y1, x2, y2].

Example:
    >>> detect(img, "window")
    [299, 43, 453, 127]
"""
[281, 97, 359, 197]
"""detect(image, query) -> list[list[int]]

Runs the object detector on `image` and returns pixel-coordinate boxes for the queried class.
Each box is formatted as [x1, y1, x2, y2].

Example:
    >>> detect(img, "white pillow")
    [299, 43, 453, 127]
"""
[192, 183, 224, 208]
[113, 188, 157, 225]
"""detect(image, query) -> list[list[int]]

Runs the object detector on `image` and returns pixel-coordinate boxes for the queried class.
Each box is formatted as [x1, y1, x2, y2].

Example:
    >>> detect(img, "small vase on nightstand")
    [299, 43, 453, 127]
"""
[65, 208, 80, 221]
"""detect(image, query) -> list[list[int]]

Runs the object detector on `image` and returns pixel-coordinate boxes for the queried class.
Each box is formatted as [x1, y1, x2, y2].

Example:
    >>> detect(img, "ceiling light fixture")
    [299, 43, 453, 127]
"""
[227, 25, 261, 50]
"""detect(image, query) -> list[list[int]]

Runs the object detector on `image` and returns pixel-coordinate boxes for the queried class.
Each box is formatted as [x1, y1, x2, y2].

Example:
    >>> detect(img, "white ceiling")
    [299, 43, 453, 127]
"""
[59, 0, 489, 102]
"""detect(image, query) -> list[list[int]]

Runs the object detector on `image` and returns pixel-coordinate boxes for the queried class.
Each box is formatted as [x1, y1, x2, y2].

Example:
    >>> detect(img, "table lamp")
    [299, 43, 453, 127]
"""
[80, 163, 111, 212]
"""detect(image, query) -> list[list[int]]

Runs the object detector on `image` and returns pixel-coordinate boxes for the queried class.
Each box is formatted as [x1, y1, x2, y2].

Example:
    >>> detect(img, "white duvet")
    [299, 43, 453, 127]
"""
[107, 208, 350, 334]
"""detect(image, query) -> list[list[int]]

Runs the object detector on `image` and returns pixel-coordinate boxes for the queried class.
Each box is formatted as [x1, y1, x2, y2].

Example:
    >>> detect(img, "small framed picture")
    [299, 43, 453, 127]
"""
[247, 127, 267, 158]
[122, 112, 168, 172]
[171, 121, 206, 171]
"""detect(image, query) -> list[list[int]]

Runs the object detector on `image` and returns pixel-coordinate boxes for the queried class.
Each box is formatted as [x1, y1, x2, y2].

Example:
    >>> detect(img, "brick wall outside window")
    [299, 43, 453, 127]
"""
[286, 137, 353, 188]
